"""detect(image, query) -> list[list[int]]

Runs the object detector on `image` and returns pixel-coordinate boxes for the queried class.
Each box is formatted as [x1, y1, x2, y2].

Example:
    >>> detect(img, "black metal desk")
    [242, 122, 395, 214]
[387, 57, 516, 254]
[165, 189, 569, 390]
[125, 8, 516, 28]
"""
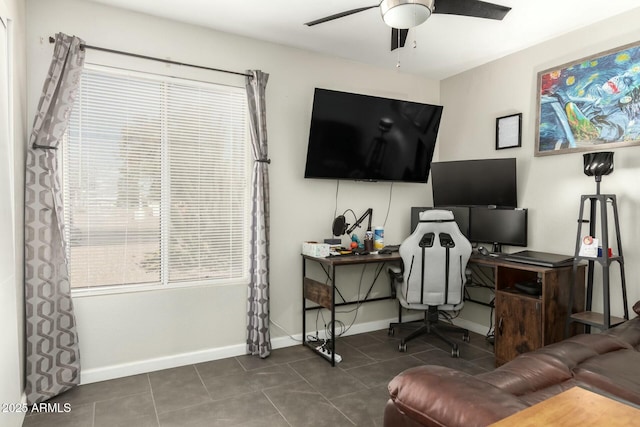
[301, 253, 401, 366]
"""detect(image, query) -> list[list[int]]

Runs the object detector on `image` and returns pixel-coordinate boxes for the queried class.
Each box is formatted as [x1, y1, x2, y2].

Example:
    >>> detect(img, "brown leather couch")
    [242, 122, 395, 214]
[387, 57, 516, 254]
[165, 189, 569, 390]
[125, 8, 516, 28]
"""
[384, 301, 640, 427]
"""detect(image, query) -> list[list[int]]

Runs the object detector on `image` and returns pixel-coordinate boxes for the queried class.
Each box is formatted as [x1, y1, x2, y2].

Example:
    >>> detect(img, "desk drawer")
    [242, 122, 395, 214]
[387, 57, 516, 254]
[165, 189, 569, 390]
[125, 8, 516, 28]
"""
[304, 277, 332, 309]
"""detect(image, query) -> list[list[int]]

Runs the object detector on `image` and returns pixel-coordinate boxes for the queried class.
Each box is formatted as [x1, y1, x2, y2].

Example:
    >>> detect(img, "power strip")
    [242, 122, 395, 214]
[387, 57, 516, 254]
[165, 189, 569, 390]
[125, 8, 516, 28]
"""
[315, 345, 342, 363]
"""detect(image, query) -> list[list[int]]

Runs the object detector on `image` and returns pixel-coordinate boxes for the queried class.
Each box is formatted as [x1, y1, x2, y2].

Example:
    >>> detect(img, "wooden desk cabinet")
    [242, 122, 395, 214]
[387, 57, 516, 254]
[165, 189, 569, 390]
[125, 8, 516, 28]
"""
[470, 256, 586, 366]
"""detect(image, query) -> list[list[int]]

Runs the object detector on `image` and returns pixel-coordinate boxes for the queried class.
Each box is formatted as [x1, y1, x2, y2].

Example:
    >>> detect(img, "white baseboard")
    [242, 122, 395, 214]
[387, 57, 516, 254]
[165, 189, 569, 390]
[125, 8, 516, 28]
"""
[80, 343, 246, 385]
[80, 315, 488, 385]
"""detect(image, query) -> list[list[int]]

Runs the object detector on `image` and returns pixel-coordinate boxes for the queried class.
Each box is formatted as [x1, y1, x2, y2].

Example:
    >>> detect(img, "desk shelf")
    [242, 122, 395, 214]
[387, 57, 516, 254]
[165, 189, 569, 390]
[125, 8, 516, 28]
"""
[301, 253, 401, 366]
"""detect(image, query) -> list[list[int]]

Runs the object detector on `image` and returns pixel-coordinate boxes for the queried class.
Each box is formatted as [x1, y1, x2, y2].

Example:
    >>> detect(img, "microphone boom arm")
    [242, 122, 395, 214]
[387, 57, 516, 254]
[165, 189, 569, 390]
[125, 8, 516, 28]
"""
[346, 208, 373, 235]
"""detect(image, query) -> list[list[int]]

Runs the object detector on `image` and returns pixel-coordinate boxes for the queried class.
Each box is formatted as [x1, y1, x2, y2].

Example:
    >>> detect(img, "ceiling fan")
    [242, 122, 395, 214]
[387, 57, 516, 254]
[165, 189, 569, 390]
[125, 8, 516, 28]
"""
[305, 0, 511, 51]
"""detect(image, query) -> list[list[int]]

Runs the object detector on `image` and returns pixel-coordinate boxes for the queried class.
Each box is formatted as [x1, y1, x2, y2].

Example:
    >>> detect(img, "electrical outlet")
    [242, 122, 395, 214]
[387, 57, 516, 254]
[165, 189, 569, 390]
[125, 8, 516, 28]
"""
[315, 345, 342, 363]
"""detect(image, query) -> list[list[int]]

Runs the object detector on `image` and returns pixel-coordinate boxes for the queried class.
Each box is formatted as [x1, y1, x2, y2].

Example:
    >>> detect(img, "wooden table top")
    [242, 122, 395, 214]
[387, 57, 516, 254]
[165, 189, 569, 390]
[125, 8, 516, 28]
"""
[490, 387, 640, 426]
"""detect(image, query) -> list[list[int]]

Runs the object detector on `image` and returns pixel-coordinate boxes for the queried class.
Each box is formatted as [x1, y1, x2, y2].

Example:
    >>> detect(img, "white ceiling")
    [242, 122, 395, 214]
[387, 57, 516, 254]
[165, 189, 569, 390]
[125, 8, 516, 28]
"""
[81, 0, 640, 80]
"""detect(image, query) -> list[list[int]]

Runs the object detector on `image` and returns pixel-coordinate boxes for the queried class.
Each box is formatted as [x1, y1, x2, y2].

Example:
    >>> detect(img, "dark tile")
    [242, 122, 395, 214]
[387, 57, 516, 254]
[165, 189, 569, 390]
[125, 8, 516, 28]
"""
[47, 374, 150, 406]
[264, 381, 355, 427]
[94, 392, 157, 427]
[333, 341, 377, 370]
[234, 413, 290, 427]
[368, 327, 403, 342]
[201, 364, 301, 400]
[345, 355, 423, 387]
[235, 353, 278, 371]
[358, 339, 434, 361]
[266, 344, 317, 364]
[158, 391, 278, 427]
[289, 351, 337, 376]
[458, 342, 495, 362]
[22, 329, 498, 427]
[21, 402, 94, 427]
[100, 414, 159, 427]
[149, 365, 210, 414]
[303, 367, 367, 399]
[339, 332, 384, 348]
[473, 354, 498, 372]
[194, 357, 246, 379]
[330, 384, 390, 427]
[416, 328, 494, 361]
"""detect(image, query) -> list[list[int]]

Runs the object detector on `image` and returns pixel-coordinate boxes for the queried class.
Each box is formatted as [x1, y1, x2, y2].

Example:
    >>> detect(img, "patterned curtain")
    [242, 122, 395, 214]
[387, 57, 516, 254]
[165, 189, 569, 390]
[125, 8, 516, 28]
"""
[245, 70, 271, 358]
[24, 33, 85, 404]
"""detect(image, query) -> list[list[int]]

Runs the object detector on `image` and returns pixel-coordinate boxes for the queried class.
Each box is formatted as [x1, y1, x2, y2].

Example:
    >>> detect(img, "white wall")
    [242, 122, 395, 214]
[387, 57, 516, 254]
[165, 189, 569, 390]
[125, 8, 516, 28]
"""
[26, 0, 440, 382]
[440, 8, 640, 327]
[0, 0, 26, 426]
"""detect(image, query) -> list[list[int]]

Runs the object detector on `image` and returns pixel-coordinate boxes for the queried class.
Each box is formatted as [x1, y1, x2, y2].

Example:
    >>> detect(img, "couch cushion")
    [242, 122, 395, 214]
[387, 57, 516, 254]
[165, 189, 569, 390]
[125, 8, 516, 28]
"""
[389, 366, 528, 427]
[573, 349, 640, 405]
[477, 352, 573, 396]
[603, 317, 640, 350]
[516, 378, 585, 406]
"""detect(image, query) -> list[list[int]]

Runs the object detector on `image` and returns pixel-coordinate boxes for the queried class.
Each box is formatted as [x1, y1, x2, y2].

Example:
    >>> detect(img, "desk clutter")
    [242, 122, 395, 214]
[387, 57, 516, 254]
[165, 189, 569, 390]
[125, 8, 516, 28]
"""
[301, 241, 400, 258]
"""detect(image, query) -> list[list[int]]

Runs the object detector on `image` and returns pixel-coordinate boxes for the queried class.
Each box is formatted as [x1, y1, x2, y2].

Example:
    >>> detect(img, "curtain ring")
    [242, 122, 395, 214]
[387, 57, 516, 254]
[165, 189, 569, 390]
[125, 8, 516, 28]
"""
[256, 158, 271, 164]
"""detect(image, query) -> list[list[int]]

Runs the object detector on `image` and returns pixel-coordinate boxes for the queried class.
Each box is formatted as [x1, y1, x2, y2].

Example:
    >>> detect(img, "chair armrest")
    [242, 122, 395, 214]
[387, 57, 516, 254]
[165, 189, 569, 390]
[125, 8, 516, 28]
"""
[465, 267, 472, 285]
[387, 266, 402, 298]
[387, 366, 529, 427]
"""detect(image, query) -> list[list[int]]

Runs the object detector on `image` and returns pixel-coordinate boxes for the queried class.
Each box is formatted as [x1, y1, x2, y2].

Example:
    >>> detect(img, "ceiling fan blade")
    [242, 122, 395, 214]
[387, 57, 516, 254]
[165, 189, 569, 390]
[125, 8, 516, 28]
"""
[433, 0, 511, 20]
[305, 5, 379, 27]
[391, 28, 409, 51]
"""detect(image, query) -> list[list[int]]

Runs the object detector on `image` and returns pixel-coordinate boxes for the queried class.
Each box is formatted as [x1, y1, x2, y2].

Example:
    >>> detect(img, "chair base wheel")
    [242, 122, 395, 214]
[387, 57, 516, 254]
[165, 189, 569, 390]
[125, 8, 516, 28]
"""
[451, 346, 460, 358]
[388, 327, 395, 336]
[399, 342, 407, 352]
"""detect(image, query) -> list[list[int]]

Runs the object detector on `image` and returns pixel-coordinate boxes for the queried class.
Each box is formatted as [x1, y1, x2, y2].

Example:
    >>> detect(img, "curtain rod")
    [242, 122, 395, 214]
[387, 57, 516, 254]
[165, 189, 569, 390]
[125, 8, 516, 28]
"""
[48, 36, 252, 78]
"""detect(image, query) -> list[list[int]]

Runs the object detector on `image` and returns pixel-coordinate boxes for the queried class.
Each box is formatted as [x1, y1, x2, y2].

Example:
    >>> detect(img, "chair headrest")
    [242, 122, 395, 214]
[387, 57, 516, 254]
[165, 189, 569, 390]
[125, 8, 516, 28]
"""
[419, 209, 455, 222]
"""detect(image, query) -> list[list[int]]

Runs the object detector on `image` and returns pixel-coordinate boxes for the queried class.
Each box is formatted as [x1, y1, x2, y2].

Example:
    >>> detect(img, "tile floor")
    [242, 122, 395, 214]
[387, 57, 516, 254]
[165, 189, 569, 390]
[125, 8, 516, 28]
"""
[22, 327, 495, 427]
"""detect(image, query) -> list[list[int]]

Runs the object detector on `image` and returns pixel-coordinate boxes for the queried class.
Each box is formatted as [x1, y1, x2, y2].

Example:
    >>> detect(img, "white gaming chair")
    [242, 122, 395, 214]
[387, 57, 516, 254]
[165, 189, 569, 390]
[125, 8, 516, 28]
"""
[389, 209, 472, 357]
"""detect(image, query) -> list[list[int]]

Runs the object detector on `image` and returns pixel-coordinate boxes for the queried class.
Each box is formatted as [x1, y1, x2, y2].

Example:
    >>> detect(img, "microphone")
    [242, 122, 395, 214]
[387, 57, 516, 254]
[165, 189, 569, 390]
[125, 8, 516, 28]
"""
[332, 215, 347, 236]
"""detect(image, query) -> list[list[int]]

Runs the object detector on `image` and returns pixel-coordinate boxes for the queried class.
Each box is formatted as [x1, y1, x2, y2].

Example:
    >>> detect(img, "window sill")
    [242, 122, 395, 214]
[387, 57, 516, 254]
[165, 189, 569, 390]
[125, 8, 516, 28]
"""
[70, 277, 250, 298]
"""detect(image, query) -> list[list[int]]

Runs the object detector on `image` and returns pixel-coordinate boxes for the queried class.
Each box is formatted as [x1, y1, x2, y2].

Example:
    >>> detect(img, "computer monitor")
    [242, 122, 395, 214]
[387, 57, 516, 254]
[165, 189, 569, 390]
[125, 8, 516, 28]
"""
[469, 207, 527, 253]
[431, 158, 517, 208]
[410, 206, 470, 238]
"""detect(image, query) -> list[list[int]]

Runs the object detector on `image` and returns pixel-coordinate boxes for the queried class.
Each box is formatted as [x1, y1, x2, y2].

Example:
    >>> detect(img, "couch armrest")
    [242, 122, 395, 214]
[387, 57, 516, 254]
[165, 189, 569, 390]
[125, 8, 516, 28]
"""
[386, 366, 529, 427]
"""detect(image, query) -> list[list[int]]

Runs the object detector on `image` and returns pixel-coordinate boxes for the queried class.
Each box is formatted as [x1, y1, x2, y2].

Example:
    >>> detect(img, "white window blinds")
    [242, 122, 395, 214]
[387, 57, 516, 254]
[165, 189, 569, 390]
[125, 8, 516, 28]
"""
[63, 67, 249, 290]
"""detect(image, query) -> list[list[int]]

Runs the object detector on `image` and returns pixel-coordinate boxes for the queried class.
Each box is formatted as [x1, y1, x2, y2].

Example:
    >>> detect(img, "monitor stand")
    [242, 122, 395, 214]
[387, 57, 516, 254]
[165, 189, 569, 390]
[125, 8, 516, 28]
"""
[492, 243, 502, 253]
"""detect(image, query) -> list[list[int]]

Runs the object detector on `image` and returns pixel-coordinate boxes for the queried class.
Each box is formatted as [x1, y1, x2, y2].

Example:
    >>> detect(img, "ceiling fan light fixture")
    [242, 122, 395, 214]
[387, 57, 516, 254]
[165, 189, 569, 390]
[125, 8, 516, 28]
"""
[381, 0, 433, 29]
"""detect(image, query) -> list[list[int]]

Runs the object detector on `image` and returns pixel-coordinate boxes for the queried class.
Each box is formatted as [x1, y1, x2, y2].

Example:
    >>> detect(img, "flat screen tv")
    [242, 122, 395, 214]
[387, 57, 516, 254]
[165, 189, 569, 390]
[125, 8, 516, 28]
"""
[304, 88, 443, 183]
[431, 158, 517, 207]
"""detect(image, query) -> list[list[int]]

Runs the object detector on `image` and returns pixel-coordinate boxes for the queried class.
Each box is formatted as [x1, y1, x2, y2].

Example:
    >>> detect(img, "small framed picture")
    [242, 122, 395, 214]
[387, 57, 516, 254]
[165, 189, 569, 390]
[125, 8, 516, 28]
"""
[496, 113, 522, 150]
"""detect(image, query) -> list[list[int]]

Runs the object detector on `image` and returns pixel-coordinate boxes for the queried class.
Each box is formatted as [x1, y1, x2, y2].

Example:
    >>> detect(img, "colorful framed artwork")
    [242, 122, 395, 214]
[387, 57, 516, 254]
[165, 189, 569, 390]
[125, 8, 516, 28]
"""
[496, 113, 522, 150]
[535, 41, 640, 156]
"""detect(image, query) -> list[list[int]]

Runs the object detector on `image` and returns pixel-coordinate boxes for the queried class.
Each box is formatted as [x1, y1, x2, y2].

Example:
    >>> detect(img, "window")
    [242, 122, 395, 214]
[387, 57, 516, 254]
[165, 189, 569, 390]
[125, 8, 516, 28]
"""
[63, 66, 250, 291]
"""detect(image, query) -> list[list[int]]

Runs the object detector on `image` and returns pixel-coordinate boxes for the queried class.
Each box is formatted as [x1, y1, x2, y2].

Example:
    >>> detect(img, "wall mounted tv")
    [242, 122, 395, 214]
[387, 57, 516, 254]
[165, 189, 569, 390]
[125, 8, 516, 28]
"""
[431, 158, 517, 207]
[304, 88, 443, 183]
